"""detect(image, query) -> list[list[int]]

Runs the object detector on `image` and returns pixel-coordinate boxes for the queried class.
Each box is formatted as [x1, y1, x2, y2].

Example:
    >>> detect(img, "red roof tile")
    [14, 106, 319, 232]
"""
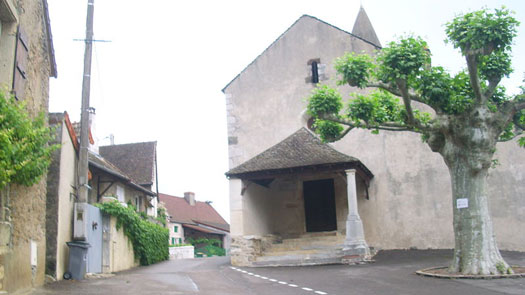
[159, 193, 229, 232]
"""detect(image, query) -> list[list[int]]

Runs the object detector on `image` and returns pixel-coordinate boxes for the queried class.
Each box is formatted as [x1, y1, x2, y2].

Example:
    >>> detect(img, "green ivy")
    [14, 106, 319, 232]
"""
[186, 237, 225, 257]
[0, 91, 57, 190]
[96, 201, 169, 266]
[156, 207, 168, 226]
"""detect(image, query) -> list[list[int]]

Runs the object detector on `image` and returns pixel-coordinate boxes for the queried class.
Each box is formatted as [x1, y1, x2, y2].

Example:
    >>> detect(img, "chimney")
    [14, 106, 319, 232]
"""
[184, 192, 196, 206]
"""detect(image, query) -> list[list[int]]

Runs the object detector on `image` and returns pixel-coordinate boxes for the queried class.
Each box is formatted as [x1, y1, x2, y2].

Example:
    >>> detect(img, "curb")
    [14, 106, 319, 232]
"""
[415, 266, 525, 279]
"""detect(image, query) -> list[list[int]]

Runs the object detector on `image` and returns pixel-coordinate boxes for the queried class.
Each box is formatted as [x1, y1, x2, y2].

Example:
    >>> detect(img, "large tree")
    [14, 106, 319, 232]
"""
[307, 7, 524, 275]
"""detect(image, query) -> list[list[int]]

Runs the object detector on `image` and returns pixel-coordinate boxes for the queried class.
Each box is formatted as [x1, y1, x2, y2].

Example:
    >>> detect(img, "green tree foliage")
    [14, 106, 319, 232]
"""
[307, 7, 524, 275]
[186, 237, 225, 257]
[0, 91, 56, 190]
[307, 7, 524, 147]
[97, 201, 169, 265]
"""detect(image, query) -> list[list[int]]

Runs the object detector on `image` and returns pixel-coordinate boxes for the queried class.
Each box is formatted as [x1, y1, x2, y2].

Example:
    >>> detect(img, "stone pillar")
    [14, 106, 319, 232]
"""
[229, 179, 244, 236]
[343, 169, 369, 255]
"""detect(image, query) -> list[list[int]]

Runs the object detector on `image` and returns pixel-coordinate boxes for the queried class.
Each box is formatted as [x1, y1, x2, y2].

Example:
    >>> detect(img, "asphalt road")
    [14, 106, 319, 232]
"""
[32, 250, 525, 295]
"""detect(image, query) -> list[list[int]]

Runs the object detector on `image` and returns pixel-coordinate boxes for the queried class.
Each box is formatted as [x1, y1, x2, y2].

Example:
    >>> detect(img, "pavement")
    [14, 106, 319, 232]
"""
[31, 250, 525, 295]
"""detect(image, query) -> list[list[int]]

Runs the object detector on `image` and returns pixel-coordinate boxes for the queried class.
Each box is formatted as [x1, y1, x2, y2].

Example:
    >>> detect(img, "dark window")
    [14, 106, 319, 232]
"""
[311, 61, 319, 83]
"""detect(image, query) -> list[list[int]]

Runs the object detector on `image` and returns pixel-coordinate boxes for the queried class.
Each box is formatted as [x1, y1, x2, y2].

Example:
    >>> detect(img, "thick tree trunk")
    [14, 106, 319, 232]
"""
[444, 151, 512, 275]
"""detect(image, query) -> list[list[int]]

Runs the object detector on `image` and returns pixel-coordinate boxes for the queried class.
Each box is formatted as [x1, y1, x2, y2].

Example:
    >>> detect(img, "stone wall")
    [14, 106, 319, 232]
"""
[169, 246, 194, 260]
[0, 0, 55, 293]
[45, 116, 77, 281]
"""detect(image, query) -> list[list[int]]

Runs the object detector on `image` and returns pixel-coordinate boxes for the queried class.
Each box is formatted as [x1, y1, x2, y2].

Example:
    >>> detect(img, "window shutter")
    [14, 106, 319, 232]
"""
[13, 26, 29, 100]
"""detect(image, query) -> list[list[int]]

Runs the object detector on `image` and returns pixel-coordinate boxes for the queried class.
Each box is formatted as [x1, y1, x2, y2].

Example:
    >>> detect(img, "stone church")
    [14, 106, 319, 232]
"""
[222, 8, 525, 266]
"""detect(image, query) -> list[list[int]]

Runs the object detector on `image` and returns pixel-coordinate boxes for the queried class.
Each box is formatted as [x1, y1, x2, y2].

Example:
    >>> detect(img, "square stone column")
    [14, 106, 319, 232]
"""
[343, 169, 369, 255]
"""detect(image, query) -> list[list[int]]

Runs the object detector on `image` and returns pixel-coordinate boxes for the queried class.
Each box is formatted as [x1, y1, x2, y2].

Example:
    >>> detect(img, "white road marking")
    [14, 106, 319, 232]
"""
[231, 268, 330, 294]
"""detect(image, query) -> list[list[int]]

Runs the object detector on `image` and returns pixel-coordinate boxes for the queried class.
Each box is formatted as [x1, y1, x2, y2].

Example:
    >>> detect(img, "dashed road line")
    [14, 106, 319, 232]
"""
[231, 267, 333, 294]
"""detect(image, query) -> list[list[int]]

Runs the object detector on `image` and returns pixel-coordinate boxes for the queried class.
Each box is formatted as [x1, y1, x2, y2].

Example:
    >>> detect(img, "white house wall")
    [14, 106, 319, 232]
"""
[55, 121, 77, 280]
[224, 16, 525, 251]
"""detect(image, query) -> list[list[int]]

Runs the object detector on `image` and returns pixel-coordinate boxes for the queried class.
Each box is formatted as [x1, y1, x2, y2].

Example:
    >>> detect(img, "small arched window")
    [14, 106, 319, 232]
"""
[307, 58, 321, 84]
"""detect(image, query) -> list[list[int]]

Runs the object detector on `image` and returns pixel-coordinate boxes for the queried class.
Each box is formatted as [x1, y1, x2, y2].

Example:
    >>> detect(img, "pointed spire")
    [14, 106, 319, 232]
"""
[352, 6, 381, 47]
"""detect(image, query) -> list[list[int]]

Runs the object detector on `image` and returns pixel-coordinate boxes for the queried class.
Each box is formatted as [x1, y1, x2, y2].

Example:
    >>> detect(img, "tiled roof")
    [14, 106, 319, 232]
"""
[159, 193, 229, 232]
[99, 142, 156, 186]
[225, 128, 373, 179]
[88, 151, 155, 196]
[183, 224, 225, 235]
[352, 6, 381, 48]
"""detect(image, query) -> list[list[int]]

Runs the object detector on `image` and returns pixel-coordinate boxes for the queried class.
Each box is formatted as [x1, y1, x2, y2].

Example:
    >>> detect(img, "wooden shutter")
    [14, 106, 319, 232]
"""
[13, 26, 28, 100]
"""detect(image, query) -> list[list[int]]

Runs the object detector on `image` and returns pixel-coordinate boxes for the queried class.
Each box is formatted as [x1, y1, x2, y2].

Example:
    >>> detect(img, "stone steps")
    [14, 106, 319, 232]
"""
[266, 233, 345, 252]
[253, 248, 346, 267]
[251, 233, 348, 267]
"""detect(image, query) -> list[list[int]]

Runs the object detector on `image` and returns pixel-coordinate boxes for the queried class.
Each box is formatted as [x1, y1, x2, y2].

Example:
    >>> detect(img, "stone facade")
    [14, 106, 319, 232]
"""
[223, 11, 525, 266]
[0, 0, 56, 292]
[45, 113, 77, 281]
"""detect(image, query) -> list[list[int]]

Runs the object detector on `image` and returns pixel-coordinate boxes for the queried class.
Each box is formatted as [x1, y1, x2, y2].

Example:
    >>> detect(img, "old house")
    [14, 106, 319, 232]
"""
[99, 141, 159, 217]
[0, 0, 57, 292]
[223, 9, 525, 266]
[46, 113, 159, 279]
[159, 192, 230, 250]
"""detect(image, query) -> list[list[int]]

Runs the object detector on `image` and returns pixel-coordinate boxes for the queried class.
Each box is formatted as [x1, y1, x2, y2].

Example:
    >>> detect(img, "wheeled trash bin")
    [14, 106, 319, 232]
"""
[64, 241, 91, 280]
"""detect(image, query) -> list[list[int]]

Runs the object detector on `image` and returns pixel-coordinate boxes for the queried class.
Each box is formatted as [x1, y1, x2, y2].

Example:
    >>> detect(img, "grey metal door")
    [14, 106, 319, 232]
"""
[86, 204, 103, 273]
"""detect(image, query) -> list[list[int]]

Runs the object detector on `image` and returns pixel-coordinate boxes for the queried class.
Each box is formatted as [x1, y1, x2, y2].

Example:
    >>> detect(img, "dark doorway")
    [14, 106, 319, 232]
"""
[303, 179, 337, 232]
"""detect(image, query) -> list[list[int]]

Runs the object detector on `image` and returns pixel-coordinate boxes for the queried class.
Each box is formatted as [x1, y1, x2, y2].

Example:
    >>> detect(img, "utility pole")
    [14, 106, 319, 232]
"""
[74, 0, 94, 240]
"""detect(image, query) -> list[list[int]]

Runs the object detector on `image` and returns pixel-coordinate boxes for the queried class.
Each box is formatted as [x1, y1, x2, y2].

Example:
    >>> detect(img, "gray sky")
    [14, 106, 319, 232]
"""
[47, 0, 525, 221]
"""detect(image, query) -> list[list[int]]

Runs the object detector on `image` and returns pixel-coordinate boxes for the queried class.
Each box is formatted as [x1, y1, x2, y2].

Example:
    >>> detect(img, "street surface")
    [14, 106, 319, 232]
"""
[33, 250, 525, 295]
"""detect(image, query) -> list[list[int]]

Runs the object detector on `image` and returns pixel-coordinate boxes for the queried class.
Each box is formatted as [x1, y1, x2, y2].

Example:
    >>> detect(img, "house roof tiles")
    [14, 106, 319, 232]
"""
[159, 193, 230, 232]
[225, 128, 373, 180]
[99, 142, 157, 186]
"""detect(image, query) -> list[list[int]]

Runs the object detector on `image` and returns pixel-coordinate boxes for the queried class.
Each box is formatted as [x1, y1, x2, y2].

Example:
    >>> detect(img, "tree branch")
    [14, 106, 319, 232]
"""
[319, 114, 416, 133]
[368, 82, 427, 104]
[465, 54, 484, 103]
[395, 79, 417, 126]
[329, 126, 354, 142]
[483, 77, 501, 100]
[515, 98, 525, 112]
[514, 113, 525, 131]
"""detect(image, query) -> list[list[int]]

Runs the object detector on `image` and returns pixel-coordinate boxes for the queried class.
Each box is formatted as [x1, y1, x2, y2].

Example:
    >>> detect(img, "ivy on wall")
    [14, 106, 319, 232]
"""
[0, 91, 57, 189]
[96, 201, 169, 265]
